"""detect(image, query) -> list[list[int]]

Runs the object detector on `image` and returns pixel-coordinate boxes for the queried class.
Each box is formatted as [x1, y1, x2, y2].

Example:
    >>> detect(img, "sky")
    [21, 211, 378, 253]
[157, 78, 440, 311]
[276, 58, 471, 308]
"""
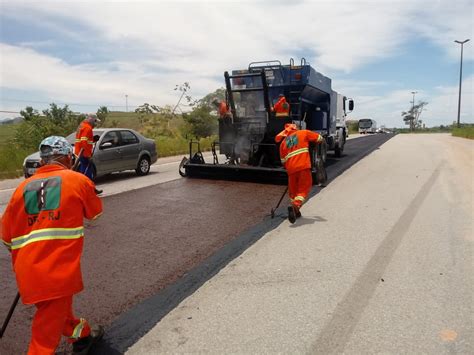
[0, 0, 473, 128]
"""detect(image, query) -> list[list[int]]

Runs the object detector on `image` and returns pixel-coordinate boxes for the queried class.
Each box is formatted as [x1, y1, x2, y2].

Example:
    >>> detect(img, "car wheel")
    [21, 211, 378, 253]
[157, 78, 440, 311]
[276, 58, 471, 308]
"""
[136, 156, 150, 176]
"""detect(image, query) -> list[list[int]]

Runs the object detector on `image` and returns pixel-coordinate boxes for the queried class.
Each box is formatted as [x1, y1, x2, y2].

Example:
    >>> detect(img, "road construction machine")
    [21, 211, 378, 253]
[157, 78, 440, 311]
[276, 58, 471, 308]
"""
[179, 58, 354, 184]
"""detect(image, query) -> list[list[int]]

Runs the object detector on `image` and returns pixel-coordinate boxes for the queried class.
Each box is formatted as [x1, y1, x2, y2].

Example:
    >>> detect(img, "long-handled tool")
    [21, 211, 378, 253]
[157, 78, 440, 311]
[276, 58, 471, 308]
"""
[72, 148, 84, 172]
[0, 292, 20, 338]
[271, 186, 288, 218]
[83, 135, 100, 178]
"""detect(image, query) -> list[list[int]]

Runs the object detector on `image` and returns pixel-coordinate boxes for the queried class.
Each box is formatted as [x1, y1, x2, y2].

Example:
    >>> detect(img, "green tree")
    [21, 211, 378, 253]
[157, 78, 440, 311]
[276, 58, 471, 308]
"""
[198, 87, 226, 108]
[20, 106, 40, 121]
[402, 101, 428, 131]
[15, 104, 91, 151]
[172, 82, 197, 114]
[135, 103, 160, 127]
[96, 106, 109, 125]
[182, 105, 217, 138]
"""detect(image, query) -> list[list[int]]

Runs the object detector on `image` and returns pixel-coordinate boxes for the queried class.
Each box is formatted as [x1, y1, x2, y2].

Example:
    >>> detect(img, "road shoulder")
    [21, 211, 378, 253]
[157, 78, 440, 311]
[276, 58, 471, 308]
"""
[127, 134, 473, 354]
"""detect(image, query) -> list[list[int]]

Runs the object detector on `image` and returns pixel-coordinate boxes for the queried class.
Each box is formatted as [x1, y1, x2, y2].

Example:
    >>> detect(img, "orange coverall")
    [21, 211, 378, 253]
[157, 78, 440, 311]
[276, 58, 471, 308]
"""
[276, 124, 323, 209]
[1, 164, 102, 354]
[74, 120, 94, 158]
[218, 101, 231, 119]
[272, 96, 290, 117]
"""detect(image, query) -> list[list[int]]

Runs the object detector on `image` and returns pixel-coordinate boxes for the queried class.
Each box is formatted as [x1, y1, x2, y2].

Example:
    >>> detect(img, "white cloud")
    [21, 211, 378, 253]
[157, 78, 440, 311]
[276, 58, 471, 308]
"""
[345, 75, 473, 128]
[0, 0, 472, 123]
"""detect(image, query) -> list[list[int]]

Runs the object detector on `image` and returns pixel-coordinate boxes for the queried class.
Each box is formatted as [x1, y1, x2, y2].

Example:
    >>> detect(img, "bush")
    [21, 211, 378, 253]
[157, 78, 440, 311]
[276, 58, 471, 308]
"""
[14, 104, 84, 151]
[347, 120, 359, 134]
[155, 135, 217, 157]
[0, 145, 31, 179]
[182, 105, 218, 138]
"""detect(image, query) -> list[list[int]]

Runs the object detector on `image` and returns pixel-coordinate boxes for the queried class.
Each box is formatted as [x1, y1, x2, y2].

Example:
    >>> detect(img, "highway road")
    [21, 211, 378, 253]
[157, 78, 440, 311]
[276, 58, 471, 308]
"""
[2, 133, 471, 354]
[0, 133, 385, 354]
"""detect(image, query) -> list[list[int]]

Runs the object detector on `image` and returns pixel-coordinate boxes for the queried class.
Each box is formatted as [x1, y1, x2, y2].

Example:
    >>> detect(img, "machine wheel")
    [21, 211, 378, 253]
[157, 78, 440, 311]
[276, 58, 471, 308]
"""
[319, 141, 328, 164]
[136, 156, 151, 176]
[179, 157, 189, 177]
[335, 140, 344, 157]
[312, 144, 327, 186]
[334, 128, 345, 157]
[316, 159, 328, 186]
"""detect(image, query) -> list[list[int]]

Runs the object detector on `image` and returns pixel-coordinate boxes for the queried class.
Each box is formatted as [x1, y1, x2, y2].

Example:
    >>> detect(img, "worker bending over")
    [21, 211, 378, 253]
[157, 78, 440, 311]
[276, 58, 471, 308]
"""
[213, 99, 232, 120]
[275, 123, 323, 223]
[1, 136, 104, 355]
[272, 94, 290, 117]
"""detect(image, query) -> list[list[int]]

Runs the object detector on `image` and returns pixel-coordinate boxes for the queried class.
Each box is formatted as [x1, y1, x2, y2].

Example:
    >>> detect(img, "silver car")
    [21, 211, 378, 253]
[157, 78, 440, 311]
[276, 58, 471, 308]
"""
[23, 128, 158, 179]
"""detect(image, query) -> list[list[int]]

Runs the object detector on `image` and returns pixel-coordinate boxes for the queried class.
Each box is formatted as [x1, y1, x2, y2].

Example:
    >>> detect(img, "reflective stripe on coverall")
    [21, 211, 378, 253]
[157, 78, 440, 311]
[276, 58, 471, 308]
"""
[29, 296, 91, 355]
[74, 120, 94, 158]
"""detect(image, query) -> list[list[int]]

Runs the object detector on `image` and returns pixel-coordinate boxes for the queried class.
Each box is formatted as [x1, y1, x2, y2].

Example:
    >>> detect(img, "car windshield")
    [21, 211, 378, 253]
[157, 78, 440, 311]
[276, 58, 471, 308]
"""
[359, 120, 373, 128]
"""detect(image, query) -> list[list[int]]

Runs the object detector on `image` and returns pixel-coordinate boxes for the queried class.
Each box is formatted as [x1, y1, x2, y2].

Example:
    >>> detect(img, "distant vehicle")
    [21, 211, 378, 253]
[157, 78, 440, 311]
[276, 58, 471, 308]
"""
[23, 128, 158, 179]
[376, 125, 387, 134]
[359, 119, 377, 134]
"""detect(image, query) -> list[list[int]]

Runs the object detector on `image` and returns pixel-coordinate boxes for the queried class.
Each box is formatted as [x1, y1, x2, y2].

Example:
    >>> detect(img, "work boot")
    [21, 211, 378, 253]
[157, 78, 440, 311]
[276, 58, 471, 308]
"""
[288, 206, 296, 224]
[72, 325, 104, 355]
[295, 207, 302, 219]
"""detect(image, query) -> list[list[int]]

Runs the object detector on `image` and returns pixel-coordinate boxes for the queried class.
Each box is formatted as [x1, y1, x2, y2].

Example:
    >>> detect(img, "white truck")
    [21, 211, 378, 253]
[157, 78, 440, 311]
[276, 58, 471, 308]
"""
[358, 118, 377, 134]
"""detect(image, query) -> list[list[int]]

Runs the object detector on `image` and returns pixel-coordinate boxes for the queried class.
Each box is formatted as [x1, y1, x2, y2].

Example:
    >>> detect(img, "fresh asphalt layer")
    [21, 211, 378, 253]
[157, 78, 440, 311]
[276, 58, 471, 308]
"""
[91, 133, 394, 354]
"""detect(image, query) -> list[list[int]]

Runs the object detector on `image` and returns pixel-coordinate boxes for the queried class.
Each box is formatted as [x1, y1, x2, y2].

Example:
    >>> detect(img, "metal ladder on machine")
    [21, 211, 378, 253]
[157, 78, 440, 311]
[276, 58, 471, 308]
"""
[288, 58, 306, 127]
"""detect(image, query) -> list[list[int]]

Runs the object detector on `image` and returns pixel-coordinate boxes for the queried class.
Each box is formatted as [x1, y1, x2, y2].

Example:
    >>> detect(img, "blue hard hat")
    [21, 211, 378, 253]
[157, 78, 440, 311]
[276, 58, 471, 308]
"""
[39, 136, 73, 158]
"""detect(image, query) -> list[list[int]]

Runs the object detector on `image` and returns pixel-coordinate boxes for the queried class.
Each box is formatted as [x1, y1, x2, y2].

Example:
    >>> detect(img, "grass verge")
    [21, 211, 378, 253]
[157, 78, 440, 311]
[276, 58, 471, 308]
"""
[452, 126, 474, 139]
[0, 145, 30, 179]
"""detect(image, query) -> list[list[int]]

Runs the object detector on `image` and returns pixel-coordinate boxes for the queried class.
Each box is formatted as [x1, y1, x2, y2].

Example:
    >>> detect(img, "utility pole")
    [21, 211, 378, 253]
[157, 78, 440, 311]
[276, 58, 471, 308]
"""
[454, 39, 470, 128]
[125, 94, 129, 112]
[411, 91, 417, 131]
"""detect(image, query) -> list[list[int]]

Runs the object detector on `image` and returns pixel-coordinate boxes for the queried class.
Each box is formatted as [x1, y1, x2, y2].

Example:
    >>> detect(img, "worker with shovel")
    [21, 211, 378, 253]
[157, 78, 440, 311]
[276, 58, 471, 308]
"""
[75, 114, 100, 179]
[75, 114, 102, 194]
[275, 123, 323, 223]
[1, 136, 104, 354]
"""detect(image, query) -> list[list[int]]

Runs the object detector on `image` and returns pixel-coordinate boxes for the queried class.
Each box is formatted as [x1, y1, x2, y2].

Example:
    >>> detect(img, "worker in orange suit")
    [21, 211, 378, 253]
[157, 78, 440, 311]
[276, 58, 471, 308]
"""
[213, 99, 232, 120]
[75, 114, 100, 181]
[272, 94, 290, 117]
[1, 136, 104, 355]
[275, 123, 323, 223]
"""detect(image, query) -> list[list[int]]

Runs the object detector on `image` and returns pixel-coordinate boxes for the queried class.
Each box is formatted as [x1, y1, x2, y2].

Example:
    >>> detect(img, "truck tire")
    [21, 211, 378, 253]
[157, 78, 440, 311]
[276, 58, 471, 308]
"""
[334, 129, 345, 157]
[319, 141, 327, 164]
[311, 142, 327, 186]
